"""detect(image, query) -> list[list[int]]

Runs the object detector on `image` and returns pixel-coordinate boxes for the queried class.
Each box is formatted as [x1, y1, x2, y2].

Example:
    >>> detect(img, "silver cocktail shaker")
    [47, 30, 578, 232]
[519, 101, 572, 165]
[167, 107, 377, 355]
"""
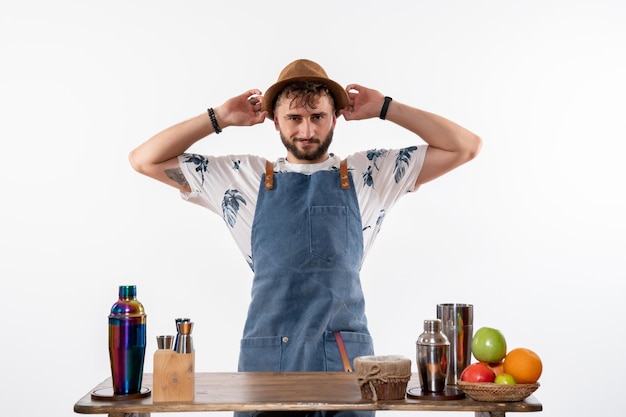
[416, 319, 449, 393]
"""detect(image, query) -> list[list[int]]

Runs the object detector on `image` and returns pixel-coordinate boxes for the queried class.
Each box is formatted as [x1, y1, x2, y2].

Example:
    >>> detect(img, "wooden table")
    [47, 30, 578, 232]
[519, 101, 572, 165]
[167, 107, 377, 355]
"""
[74, 372, 542, 417]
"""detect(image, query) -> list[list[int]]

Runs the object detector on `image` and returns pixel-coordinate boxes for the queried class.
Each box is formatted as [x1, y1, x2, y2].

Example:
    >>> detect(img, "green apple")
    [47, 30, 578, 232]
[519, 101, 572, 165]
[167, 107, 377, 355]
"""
[494, 373, 516, 385]
[471, 327, 507, 363]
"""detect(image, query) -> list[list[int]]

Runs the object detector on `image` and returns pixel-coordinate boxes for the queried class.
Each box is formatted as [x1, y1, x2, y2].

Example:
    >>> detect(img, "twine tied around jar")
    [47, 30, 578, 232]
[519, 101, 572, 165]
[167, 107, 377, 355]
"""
[354, 356, 412, 401]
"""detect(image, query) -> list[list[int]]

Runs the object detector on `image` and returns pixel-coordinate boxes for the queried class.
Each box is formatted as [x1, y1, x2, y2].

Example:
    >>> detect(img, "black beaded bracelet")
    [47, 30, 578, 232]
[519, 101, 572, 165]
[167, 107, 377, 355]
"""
[207, 107, 222, 134]
[379, 96, 393, 120]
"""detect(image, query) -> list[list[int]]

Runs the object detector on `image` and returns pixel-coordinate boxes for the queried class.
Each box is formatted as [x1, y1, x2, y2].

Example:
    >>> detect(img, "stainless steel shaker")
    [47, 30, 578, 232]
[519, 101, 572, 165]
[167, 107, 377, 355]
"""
[416, 319, 449, 393]
[437, 303, 473, 385]
[175, 319, 194, 354]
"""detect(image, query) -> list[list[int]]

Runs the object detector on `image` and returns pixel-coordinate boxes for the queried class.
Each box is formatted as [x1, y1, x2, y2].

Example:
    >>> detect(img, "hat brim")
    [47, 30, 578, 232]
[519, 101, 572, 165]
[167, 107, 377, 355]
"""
[262, 76, 349, 118]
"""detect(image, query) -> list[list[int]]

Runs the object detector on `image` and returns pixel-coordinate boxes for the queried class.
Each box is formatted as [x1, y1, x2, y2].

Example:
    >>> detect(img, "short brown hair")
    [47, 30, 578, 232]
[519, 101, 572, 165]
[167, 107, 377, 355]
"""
[273, 81, 336, 115]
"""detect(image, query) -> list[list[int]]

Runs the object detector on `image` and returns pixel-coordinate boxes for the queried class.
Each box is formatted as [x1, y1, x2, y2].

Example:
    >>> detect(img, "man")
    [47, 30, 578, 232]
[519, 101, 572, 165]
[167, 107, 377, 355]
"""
[129, 59, 481, 416]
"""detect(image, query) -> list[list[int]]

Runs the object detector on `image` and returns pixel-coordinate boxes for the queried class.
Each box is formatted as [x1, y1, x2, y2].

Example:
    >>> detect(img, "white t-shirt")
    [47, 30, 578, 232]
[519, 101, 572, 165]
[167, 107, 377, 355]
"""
[179, 146, 427, 269]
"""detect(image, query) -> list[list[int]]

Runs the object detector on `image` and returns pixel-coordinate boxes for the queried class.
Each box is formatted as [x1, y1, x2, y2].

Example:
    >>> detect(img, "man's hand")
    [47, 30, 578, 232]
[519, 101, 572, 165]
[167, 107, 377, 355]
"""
[213, 89, 268, 128]
[340, 84, 385, 121]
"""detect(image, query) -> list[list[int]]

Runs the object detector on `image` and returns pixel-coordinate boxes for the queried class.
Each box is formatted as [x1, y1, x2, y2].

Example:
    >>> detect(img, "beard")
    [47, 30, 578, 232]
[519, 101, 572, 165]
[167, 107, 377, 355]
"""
[280, 129, 334, 162]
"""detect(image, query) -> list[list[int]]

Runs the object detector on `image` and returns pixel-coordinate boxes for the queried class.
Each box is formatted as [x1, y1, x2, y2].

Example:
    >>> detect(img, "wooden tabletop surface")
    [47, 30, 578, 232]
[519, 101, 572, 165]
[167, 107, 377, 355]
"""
[74, 372, 542, 414]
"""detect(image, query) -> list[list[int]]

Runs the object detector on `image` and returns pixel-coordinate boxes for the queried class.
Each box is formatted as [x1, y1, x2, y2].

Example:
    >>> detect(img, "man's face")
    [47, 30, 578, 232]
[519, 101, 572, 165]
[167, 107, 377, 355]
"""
[274, 93, 337, 164]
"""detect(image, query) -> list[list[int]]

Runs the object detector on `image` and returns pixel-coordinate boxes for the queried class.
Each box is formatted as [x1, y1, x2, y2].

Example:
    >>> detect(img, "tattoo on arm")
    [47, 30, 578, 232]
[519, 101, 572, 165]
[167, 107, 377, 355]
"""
[165, 167, 190, 188]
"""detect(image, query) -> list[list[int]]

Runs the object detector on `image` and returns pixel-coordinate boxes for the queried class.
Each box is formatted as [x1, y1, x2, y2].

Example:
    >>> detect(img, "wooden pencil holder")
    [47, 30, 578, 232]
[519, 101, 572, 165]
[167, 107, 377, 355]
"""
[153, 349, 195, 402]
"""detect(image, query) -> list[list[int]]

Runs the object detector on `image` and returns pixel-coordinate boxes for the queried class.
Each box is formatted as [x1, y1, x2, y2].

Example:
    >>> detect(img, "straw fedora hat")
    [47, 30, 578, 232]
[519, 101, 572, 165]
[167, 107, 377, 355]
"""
[262, 59, 349, 118]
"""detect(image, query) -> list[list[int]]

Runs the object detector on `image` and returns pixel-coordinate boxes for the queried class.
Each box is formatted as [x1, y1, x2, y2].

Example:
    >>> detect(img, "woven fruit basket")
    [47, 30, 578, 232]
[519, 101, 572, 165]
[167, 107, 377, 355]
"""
[457, 381, 539, 402]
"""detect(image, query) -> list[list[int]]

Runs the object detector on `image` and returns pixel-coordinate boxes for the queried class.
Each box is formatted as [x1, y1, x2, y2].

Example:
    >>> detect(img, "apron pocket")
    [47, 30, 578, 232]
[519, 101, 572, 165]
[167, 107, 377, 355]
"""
[309, 206, 348, 261]
[239, 336, 282, 371]
[324, 331, 374, 372]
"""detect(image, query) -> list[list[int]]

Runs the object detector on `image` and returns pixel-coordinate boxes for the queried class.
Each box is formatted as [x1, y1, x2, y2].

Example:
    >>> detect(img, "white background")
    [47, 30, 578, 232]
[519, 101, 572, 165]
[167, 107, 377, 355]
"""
[1, 1, 624, 416]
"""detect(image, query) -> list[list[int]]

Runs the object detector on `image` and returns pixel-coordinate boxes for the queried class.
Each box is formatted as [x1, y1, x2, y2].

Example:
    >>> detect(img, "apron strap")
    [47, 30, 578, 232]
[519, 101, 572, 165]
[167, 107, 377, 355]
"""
[334, 331, 353, 372]
[266, 159, 349, 190]
[265, 160, 274, 190]
[340, 159, 350, 190]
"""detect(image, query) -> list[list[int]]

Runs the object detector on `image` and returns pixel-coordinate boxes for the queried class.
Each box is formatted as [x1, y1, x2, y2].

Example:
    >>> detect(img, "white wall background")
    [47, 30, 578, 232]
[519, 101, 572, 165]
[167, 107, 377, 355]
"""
[1, 1, 624, 416]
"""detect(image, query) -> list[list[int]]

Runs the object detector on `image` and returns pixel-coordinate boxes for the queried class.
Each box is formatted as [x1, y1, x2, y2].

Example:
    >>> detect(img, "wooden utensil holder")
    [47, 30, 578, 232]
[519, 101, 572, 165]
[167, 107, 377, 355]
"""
[153, 349, 195, 402]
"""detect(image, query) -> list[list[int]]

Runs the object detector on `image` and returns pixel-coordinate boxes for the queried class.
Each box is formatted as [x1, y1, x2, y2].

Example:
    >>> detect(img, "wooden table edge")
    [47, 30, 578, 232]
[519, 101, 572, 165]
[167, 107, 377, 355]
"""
[74, 372, 543, 414]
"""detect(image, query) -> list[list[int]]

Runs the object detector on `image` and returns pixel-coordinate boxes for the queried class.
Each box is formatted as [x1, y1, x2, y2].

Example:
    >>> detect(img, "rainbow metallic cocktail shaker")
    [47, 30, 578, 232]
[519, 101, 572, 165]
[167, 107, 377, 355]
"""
[108, 285, 147, 395]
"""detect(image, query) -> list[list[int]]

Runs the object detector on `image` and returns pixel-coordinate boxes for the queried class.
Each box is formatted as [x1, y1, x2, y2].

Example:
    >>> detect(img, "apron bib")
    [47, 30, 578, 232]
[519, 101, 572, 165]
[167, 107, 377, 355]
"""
[238, 160, 374, 373]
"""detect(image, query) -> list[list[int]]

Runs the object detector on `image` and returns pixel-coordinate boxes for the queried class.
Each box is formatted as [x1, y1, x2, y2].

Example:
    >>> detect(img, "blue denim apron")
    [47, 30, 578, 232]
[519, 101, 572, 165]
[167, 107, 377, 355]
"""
[236, 161, 375, 417]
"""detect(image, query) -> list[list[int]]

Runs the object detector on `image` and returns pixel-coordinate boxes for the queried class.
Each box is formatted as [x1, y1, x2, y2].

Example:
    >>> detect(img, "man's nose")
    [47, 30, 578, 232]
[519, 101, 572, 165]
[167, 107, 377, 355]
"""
[299, 119, 314, 138]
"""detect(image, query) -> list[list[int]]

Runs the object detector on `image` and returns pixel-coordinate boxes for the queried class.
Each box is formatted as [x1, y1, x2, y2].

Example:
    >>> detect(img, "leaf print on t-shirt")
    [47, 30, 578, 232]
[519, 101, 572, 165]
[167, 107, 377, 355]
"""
[362, 165, 374, 188]
[221, 189, 247, 227]
[182, 153, 209, 185]
[393, 146, 418, 183]
[363, 149, 388, 188]
[376, 209, 386, 226]
[366, 149, 388, 170]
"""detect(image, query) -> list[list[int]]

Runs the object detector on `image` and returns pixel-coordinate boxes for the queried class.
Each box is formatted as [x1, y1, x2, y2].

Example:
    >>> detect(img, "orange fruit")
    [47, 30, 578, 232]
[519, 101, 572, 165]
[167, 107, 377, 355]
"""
[503, 347, 542, 384]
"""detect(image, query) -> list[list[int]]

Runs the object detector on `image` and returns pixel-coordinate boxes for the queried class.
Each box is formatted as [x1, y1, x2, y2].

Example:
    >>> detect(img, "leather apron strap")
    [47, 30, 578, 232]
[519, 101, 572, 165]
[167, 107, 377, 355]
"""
[264, 160, 274, 190]
[265, 159, 350, 191]
[340, 159, 350, 189]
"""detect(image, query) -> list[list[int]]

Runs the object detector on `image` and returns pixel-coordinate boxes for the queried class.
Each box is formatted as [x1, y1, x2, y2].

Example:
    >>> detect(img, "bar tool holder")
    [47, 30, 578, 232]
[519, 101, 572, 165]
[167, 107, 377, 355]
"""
[153, 319, 195, 402]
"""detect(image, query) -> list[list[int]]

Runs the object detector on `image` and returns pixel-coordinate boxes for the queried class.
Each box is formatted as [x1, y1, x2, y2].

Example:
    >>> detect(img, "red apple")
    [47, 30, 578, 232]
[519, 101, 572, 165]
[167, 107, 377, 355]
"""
[460, 362, 496, 383]
[484, 360, 504, 376]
